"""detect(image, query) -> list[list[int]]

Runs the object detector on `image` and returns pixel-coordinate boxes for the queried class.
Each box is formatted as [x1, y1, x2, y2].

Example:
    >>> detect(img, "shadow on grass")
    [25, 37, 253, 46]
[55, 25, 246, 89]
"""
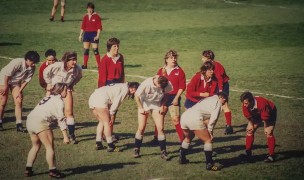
[0, 42, 22, 46]
[276, 150, 304, 162]
[4, 107, 33, 113]
[63, 162, 139, 176]
[124, 64, 142, 68]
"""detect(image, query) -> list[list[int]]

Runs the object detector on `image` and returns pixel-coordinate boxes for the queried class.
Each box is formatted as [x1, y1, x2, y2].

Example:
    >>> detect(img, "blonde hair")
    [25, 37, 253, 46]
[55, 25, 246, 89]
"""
[51, 83, 67, 95]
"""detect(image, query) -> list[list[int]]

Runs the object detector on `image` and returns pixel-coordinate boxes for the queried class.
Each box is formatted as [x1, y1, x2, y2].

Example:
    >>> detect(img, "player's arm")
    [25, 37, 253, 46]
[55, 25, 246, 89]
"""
[0, 75, 9, 95]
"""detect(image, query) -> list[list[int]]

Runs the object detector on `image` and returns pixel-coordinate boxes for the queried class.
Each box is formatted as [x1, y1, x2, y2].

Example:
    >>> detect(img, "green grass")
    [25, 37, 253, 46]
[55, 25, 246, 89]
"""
[1, 0, 304, 179]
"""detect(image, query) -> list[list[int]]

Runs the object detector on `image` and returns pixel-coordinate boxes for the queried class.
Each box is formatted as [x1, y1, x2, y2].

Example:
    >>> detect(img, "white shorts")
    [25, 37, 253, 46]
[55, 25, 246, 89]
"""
[26, 118, 50, 135]
[88, 91, 109, 109]
[142, 100, 161, 111]
[180, 109, 210, 130]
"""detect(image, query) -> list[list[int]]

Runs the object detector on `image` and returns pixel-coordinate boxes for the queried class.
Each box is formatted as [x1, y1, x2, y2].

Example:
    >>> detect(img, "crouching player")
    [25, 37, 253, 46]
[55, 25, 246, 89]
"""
[239, 91, 277, 162]
[179, 92, 228, 171]
[24, 83, 68, 178]
[89, 82, 140, 152]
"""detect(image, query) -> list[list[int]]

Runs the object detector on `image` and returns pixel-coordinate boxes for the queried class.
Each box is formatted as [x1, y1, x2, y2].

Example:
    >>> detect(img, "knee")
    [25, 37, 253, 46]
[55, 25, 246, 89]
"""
[246, 128, 255, 136]
[93, 48, 99, 55]
[172, 117, 180, 125]
[264, 130, 273, 137]
[84, 48, 89, 55]
[66, 117, 75, 125]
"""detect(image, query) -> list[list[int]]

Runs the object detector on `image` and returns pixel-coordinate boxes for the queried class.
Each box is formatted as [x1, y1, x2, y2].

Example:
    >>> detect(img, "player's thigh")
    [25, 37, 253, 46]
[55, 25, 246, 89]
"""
[152, 109, 164, 131]
[38, 129, 54, 149]
[0, 86, 8, 106]
[264, 120, 276, 136]
[95, 107, 110, 123]
[91, 43, 99, 49]
[194, 129, 211, 143]
[53, 0, 59, 6]
[83, 42, 91, 49]
[137, 109, 148, 131]
[63, 91, 73, 115]
[11, 85, 22, 104]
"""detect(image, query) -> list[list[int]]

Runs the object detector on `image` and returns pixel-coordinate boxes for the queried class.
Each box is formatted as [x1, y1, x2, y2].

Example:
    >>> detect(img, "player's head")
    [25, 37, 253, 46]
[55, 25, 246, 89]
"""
[45, 49, 57, 64]
[62, 51, 77, 68]
[200, 61, 214, 78]
[51, 83, 67, 98]
[164, 49, 178, 65]
[202, 50, 215, 62]
[25, 51, 40, 64]
[107, 37, 120, 52]
[158, 76, 169, 89]
[240, 91, 255, 109]
[87, 2, 95, 14]
[218, 92, 228, 104]
[128, 82, 140, 99]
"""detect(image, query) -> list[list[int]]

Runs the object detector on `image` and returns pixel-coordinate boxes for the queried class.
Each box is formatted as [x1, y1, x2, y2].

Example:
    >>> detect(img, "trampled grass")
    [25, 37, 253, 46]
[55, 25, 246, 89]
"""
[0, 0, 304, 179]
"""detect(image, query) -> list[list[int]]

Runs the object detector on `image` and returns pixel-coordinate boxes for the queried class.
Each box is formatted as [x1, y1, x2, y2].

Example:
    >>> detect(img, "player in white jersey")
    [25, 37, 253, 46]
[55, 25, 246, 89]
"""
[24, 83, 68, 178]
[133, 75, 173, 160]
[43, 51, 82, 144]
[89, 82, 140, 151]
[0, 51, 40, 132]
[178, 92, 228, 171]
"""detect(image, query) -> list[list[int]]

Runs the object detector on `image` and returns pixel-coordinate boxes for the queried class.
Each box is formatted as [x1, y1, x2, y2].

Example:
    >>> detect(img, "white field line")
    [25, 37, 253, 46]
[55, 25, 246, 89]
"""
[222, 0, 299, 10]
[1, 55, 303, 100]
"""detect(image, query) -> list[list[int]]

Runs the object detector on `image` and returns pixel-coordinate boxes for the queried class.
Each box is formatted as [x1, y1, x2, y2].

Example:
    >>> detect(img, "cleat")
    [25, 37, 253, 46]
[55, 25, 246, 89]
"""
[49, 169, 65, 178]
[148, 136, 158, 146]
[0, 123, 3, 131]
[95, 142, 106, 150]
[161, 150, 169, 161]
[49, 17, 54, 21]
[60, 17, 64, 22]
[264, 155, 275, 163]
[16, 124, 27, 133]
[81, 65, 87, 69]
[224, 125, 233, 135]
[133, 148, 140, 158]
[206, 163, 222, 171]
[69, 135, 78, 144]
[179, 157, 189, 164]
[24, 170, 34, 177]
[107, 146, 121, 152]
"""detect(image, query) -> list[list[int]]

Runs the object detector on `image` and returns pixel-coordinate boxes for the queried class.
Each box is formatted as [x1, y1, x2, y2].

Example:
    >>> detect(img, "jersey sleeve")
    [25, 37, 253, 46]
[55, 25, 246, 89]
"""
[208, 100, 221, 132]
[24, 66, 35, 83]
[1, 59, 22, 77]
[109, 86, 128, 115]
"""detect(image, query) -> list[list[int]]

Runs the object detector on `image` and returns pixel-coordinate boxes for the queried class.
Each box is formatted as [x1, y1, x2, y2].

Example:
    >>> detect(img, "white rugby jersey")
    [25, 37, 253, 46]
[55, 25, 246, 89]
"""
[135, 75, 173, 104]
[43, 62, 82, 88]
[93, 83, 129, 115]
[0, 58, 35, 85]
[189, 95, 223, 132]
[27, 95, 66, 130]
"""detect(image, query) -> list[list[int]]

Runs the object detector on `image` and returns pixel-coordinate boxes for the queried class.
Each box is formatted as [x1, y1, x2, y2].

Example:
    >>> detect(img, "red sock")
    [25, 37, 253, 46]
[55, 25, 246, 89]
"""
[224, 111, 232, 126]
[245, 135, 254, 150]
[154, 126, 158, 138]
[84, 54, 89, 66]
[97, 70, 102, 88]
[267, 136, 276, 155]
[175, 123, 184, 142]
[94, 54, 101, 67]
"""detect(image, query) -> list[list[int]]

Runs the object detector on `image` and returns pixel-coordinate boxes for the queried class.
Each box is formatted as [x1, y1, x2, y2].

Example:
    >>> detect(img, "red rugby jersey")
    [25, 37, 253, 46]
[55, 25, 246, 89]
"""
[212, 60, 229, 91]
[81, 13, 102, 32]
[38, 61, 48, 88]
[242, 96, 276, 121]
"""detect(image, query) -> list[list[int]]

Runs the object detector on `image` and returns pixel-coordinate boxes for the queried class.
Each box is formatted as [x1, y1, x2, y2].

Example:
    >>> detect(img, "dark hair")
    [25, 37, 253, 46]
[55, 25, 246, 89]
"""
[51, 83, 67, 95]
[240, 91, 255, 105]
[24, 51, 40, 63]
[218, 92, 228, 101]
[158, 76, 169, 89]
[45, 49, 56, 58]
[202, 50, 215, 60]
[87, 2, 95, 9]
[127, 82, 140, 99]
[106, 37, 120, 52]
[61, 51, 77, 62]
[200, 61, 214, 75]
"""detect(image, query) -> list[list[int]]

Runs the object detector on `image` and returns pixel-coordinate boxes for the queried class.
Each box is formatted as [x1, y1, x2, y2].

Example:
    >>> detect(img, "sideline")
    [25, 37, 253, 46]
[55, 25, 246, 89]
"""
[1, 55, 303, 100]
[222, 0, 299, 10]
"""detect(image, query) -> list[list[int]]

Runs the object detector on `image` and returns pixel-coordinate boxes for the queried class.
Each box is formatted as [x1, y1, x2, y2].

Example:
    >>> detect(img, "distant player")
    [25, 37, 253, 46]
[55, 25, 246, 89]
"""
[24, 83, 68, 178]
[0, 51, 40, 132]
[184, 61, 217, 109]
[50, 0, 66, 22]
[89, 82, 139, 152]
[202, 50, 233, 135]
[239, 91, 277, 162]
[38, 49, 58, 89]
[78, 2, 102, 69]
[179, 93, 228, 171]
[154, 49, 186, 142]
[133, 75, 173, 160]
[43, 51, 82, 144]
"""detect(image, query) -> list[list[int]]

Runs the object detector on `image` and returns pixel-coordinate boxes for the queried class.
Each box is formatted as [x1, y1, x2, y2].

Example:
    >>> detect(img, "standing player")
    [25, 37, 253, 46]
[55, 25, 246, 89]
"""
[0, 51, 40, 132]
[179, 93, 228, 171]
[38, 49, 58, 89]
[154, 49, 186, 142]
[133, 75, 173, 160]
[89, 82, 140, 151]
[24, 83, 68, 178]
[78, 2, 102, 69]
[43, 51, 82, 144]
[49, 0, 66, 22]
[239, 91, 277, 162]
[202, 50, 233, 135]
[184, 61, 217, 109]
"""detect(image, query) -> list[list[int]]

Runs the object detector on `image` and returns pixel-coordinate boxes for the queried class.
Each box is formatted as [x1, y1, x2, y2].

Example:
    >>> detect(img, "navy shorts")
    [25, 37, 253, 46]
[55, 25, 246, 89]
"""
[216, 82, 230, 96]
[184, 98, 197, 109]
[164, 94, 181, 107]
[83, 32, 99, 43]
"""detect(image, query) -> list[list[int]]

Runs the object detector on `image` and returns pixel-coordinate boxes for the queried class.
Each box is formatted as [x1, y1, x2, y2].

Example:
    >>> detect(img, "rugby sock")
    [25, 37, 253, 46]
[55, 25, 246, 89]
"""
[224, 112, 232, 126]
[154, 126, 158, 138]
[245, 135, 254, 151]
[180, 142, 190, 159]
[94, 54, 101, 67]
[16, 119, 22, 124]
[267, 136, 276, 156]
[158, 135, 166, 151]
[66, 117, 75, 138]
[135, 134, 143, 149]
[84, 55, 89, 67]
[175, 123, 184, 142]
[25, 166, 32, 172]
[204, 143, 213, 164]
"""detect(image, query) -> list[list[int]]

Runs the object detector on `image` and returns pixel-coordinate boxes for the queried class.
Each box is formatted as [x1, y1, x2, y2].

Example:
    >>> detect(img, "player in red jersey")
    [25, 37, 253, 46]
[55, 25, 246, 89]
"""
[153, 50, 186, 142]
[239, 91, 277, 162]
[38, 49, 58, 89]
[78, 2, 102, 69]
[184, 61, 217, 109]
[202, 50, 233, 135]
[49, 0, 66, 22]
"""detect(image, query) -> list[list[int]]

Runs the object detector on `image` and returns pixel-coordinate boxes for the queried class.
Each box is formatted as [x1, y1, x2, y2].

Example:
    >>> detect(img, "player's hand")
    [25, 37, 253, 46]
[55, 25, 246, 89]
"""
[78, 35, 83, 42]
[0, 86, 8, 95]
[15, 93, 23, 100]
[93, 36, 99, 41]
[139, 108, 147, 115]
[209, 131, 214, 141]
[172, 98, 178, 106]
[109, 115, 115, 125]
[159, 106, 166, 115]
